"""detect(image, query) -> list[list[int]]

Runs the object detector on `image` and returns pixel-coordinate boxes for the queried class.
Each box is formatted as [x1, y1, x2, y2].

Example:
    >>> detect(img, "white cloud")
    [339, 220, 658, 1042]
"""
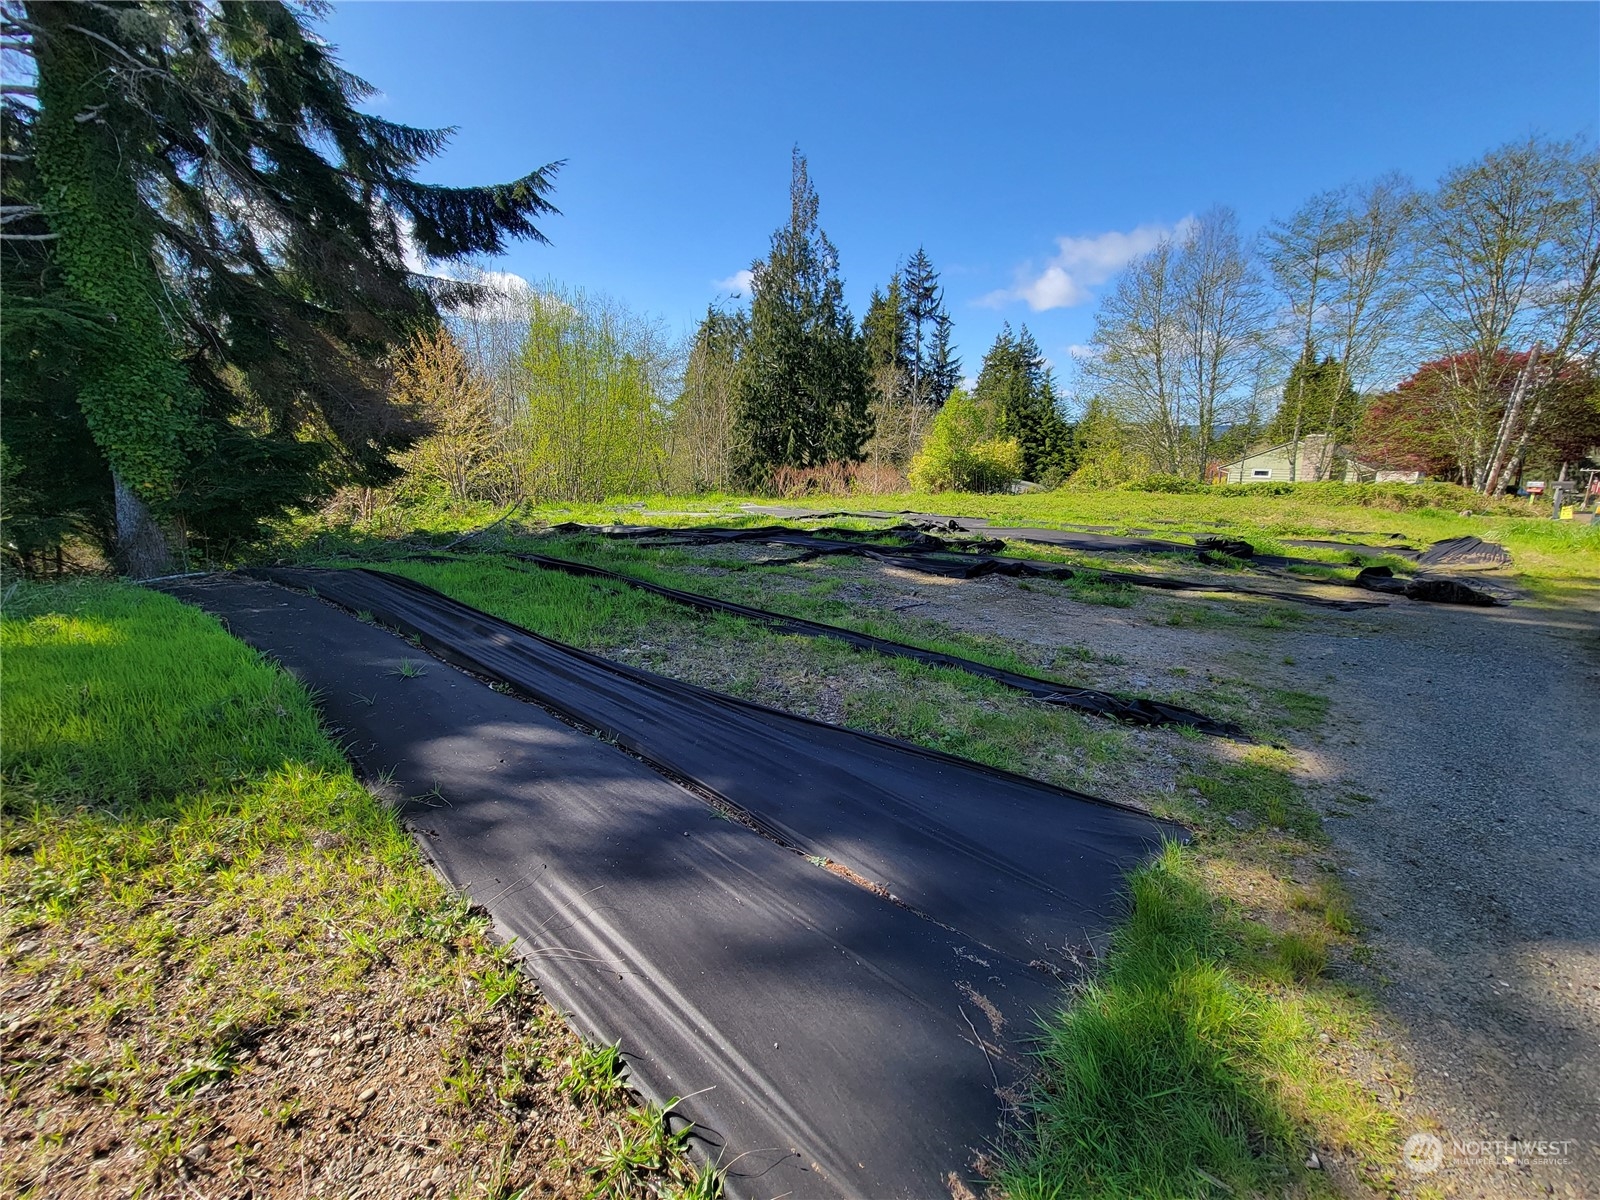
[1066, 343, 1098, 360]
[982, 218, 1195, 312]
[473, 269, 533, 297]
[714, 268, 755, 297]
[399, 218, 533, 318]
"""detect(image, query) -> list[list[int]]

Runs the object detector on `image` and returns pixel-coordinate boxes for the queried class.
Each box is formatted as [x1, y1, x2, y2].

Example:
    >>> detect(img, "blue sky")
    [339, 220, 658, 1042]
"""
[322, 2, 1598, 389]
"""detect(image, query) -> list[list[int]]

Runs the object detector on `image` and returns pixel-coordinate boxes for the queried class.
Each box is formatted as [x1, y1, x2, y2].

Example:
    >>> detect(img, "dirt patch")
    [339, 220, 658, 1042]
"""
[1, 845, 686, 1200]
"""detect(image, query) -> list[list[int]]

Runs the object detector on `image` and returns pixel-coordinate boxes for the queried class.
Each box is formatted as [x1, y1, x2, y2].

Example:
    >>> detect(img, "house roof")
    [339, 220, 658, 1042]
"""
[1214, 433, 1334, 469]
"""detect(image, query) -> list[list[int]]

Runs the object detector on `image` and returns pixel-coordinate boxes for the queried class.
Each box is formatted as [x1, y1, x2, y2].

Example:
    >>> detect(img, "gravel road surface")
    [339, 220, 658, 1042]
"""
[1300, 596, 1600, 1199]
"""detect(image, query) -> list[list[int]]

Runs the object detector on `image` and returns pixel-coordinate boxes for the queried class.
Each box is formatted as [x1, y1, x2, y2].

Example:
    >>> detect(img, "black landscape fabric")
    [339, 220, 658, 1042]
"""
[740, 506, 1511, 576]
[551, 521, 1387, 610]
[458, 550, 1245, 736]
[1353, 565, 1505, 606]
[159, 573, 1177, 1198]
[247, 565, 1182, 965]
[1416, 535, 1513, 569]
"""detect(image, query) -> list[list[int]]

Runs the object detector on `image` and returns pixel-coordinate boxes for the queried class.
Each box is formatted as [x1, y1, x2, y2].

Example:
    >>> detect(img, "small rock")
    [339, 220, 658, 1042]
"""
[358, 1087, 378, 1103]
[1305, 1151, 1321, 1170]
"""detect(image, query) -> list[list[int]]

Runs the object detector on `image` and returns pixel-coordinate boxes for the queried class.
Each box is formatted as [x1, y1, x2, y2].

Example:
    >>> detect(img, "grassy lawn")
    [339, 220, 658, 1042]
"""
[0, 581, 711, 1199]
[285, 479, 1598, 600]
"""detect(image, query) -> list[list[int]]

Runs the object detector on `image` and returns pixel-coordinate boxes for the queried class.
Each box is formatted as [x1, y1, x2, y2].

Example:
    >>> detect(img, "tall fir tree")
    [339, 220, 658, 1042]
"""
[733, 148, 873, 485]
[861, 274, 911, 383]
[902, 247, 958, 408]
[972, 324, 1071, 481]
[860, 273, 920, 468]
[929, 310, 962, 409]
[4, 1, 560, 573]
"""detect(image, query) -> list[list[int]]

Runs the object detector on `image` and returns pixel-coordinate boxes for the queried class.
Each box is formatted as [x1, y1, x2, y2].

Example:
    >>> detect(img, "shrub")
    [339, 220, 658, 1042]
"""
[908, 389, 1024, 493]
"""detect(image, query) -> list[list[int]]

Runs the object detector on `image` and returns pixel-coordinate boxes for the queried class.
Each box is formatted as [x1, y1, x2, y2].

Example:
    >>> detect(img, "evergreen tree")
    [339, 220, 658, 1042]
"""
[734, 149, 873, 485]
[860, 273, 920, 466]
[1266, 345, 1363, 478]
[4, 2, 560, 573]
[973, 324, 1071, 481]
[928, 310, 962, 409]
[902, 247, 958, 408]
[861, 274, 911, 380]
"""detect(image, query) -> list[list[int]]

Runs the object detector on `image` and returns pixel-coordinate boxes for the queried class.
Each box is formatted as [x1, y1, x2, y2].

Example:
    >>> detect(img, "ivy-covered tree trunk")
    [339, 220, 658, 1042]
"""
[30, 3, 201, 576]
[111, 472, 174, 578]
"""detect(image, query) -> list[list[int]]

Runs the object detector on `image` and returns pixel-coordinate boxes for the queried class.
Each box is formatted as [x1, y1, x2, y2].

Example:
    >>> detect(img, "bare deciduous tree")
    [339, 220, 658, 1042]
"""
[1483, 148, 1600, 492]
[1088, 210, 1266, 479]
[1263, 176, 1414, 479]
[1085, 238, 1185, 473]
[1412, 136, 1596, 489]
[1176, 208, 1269, 477]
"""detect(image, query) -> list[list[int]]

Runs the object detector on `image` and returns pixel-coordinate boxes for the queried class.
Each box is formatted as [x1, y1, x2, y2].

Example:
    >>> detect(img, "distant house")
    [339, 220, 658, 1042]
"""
[1210, 434, 1425, 484]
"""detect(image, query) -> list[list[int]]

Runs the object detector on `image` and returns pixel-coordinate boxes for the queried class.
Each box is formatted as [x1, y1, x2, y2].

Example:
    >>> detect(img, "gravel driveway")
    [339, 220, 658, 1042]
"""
[1298, 595, 1600, 1199]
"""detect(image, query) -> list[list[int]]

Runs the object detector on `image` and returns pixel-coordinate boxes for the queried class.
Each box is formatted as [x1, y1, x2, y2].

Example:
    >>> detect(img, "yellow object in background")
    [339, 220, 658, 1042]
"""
[1559, 505, 1575, 520]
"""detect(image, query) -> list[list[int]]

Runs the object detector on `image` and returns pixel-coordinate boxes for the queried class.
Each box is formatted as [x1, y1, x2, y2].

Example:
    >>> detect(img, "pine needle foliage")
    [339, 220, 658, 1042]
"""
[973, 323, 1072, 482]
[3, 0, 561, 565]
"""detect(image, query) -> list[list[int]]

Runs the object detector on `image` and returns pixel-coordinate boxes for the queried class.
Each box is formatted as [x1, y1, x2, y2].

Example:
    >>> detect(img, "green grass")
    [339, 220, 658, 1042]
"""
[2, 583, 339, 803]
[999, 844, 1390, 1199]
[283, 480, 1599, 604]
[1178, 751, 1323, 839]
[0, 580, 714, 1199]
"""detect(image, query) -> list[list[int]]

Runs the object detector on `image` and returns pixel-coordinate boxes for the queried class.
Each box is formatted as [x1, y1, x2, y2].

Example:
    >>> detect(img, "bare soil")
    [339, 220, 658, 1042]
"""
[1, 856, 669, 1200]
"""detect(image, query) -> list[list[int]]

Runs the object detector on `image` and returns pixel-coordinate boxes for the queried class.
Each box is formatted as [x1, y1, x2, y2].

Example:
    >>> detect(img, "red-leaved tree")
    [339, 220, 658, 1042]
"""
[1358, 350, 1599, 484]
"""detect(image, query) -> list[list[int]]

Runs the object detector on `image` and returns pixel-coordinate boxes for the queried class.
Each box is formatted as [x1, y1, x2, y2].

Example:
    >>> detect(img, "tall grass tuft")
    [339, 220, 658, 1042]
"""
[1000, 845, 1302, 1199]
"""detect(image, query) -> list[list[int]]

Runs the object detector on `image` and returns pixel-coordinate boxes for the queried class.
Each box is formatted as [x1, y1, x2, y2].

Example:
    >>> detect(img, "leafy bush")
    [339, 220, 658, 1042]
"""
[908, 389, 1024, 493]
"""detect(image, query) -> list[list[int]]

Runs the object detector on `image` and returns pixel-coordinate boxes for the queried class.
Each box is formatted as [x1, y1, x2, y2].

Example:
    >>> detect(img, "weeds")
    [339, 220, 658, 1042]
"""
[560, 1041, 626, 1105]
[1000, 845, 1391, 1198]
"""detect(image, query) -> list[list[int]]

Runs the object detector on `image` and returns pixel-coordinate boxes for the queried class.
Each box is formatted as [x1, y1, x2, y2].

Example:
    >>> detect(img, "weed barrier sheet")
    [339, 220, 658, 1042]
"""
[157, 577, 1049, 1197]
[248, 565, 1181, 965]
[743, 504, 1200, 554]
[162, 573, 1176, 1198]
[458, 550, 1244, 737]
[553, 522, 1387, 611]
[743, 507, 1511, 576]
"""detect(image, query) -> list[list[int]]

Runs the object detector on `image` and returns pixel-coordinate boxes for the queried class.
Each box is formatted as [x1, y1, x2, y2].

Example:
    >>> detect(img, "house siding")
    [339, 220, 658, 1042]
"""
[1214, 435, 1376, 484]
